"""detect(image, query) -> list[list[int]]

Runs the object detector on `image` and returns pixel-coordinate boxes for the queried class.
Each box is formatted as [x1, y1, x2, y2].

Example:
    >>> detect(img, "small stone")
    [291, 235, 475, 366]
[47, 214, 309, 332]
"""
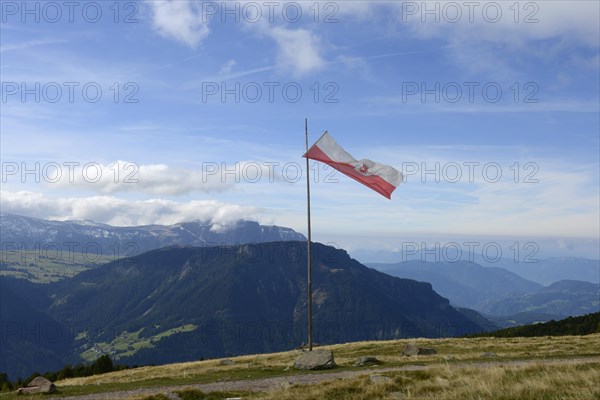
[370, 374, 392, 384]
[354, 356, 380, 366]
[294, 349, 336, 370]
[220, 359, 235, 365]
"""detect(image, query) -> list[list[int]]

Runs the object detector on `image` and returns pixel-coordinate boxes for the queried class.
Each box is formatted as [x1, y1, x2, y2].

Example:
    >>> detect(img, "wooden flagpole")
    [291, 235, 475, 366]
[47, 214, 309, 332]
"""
[305, 118, 313, 352]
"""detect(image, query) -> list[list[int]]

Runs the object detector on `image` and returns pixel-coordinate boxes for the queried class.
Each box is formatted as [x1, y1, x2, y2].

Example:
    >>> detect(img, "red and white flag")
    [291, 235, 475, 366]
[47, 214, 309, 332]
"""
[303, 132, 402, 199]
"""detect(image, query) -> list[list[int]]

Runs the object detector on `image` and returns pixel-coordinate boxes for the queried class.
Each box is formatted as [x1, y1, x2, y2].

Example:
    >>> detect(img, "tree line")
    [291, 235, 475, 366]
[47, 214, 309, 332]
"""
[0, 355, 132, 392]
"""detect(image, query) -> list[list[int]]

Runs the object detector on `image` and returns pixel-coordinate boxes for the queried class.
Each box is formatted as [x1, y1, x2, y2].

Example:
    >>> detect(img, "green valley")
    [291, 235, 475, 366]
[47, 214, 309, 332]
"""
[79, 325, 198, 362]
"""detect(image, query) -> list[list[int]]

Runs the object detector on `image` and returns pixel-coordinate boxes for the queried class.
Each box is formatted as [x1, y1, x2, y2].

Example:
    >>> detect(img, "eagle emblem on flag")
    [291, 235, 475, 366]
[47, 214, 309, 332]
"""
[355, 160, 375, 176]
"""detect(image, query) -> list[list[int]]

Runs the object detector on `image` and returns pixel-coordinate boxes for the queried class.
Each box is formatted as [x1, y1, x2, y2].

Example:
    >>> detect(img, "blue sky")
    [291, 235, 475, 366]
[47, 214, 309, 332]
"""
[1, 1, 599, 258]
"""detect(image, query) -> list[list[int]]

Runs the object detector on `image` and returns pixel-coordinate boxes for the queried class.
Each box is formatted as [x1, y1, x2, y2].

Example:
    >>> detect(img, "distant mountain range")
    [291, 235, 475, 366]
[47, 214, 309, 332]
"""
[372, 261, 600, 326]
[0, 242, 488, 380]
[0, 213, 306, 256]
[4, 213, 597, 285]
[371, 260, 542, 311]
[481, 257, 600, 286]
[481, 280, 600, 317]
[355, 249, 600, 285]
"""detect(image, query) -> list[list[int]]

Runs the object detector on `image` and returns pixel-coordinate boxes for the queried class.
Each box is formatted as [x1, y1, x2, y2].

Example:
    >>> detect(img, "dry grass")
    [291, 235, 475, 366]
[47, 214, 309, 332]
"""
[58, 352, 297, 386]
[58, 334, 600, 388]
[257, 361, 600, 400]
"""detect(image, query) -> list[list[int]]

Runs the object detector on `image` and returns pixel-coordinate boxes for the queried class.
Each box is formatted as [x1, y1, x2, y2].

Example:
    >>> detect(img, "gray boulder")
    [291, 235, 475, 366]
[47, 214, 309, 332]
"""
[401, 343, 419, 356]
[16, 376, 56, 394]
[294, 349, 336, 370]
[402, 343, 437, 356]
[354, 356, 380, 366]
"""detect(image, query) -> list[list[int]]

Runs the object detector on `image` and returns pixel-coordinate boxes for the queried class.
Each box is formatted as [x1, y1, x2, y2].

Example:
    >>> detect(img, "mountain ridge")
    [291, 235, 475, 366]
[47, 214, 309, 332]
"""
[370, 260, 542, 310]
[0, 213, 306, 256]
[1, 242, 488, 379]
[372, 261, 600, 324]
[482, 279, 600, 317]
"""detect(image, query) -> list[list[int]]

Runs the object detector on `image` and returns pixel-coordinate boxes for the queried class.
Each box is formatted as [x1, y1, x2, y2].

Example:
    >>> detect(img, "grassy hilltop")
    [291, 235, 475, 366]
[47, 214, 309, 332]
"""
[1, 333, 599, 400]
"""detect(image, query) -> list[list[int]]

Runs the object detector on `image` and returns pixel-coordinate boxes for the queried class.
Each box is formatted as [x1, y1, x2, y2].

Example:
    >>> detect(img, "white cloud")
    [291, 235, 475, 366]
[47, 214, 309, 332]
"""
[333, 1, 598, 77]
[223, 3, 328, 77]
[396, 1, 599, 47]
[146, 1, 326, 75]
[259, 26, 325, 76]
[0, 191, 260, 227]
[219, 59, 236, 76]
[16, 161, 294, 196]
[268, 27, 325, 76]
[32, 161, 232, 195]
[148, 0, 209, 48]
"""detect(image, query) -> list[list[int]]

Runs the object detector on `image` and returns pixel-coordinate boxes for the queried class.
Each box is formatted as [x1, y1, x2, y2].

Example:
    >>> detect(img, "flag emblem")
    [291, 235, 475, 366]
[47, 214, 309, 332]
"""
[355, 160, 374, 176]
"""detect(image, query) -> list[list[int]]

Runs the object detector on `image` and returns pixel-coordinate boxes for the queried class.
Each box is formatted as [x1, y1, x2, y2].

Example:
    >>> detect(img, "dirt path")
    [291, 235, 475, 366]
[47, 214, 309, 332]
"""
[52, 357, 600, 400]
